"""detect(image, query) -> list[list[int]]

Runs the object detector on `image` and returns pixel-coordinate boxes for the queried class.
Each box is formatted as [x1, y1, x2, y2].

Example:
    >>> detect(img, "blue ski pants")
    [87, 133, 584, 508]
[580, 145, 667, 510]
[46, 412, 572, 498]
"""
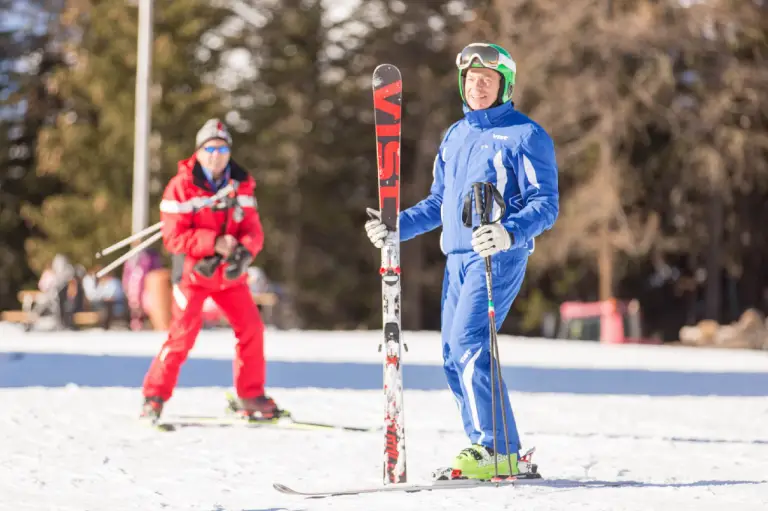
[440, 249, 528, 456]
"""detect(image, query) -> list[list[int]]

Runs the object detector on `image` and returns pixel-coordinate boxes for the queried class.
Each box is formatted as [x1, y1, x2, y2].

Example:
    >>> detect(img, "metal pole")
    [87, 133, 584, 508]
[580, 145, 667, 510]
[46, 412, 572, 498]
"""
[132, 0, 153, 234]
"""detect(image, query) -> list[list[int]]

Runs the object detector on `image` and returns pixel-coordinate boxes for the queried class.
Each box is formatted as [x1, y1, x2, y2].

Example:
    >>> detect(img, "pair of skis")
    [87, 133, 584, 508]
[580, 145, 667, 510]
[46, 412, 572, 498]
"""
[273, 470, 633, 499]
[274, 475, 539, 498]
[151, 413, 374, 434]
[149, 392, 376, 433]
[152, 416, 371, 433]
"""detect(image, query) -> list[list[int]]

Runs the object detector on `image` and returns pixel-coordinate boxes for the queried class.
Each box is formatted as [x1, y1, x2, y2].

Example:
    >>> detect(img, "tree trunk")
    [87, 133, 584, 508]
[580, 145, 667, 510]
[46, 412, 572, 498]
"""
[597, 138, 614, 303]
[280, 86, 311, 329]
[598, 223, 613, 301]
[282, 145, 302, 328]
[704, 192, 723, 321]
[401, 68, 444, 330]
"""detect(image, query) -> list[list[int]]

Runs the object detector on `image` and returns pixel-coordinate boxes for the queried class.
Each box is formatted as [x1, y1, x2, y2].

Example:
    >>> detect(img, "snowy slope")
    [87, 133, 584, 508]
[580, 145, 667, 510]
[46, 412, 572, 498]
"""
[1, 326, 767, 510]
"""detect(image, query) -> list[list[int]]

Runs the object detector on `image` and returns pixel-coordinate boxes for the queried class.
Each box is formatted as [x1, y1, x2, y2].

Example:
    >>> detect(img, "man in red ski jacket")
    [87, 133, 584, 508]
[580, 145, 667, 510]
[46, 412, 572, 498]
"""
[140, 119, 281, 421]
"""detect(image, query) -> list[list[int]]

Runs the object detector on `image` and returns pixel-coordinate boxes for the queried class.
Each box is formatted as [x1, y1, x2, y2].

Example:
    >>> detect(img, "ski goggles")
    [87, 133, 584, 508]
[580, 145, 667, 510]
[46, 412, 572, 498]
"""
[456, 44, 515, 71]
[202, 146, 230, 154]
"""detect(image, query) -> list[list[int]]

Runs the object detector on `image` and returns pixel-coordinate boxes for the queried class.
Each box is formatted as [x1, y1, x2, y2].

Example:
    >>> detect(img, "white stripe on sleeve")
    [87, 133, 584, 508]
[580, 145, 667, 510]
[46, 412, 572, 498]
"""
[522, 154, 541, 189]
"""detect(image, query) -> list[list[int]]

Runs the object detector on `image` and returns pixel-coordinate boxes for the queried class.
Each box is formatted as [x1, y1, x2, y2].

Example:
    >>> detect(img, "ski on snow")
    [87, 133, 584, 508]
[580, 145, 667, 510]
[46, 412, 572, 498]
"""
[150, 415, 374, 433]
[369, 63, 407, 485]
[274, 449, 546, 498]
[147, 392, 376, 433]
[271, 474, 636, 499]
[273, 475, 545, 498]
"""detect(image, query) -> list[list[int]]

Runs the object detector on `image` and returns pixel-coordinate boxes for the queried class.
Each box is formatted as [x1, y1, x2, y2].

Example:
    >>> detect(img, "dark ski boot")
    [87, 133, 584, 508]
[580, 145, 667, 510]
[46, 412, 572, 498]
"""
[140, 396, 164, 422]
[228, 394, 284, 421]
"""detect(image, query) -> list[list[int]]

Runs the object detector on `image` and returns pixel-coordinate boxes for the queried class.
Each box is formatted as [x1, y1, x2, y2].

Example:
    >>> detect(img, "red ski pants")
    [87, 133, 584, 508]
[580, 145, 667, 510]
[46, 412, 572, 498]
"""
[142, 280, 265, 401]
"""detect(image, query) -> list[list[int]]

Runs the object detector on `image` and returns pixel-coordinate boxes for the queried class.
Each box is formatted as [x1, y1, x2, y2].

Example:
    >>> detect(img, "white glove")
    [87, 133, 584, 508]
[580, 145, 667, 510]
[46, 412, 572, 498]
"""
[471, 224, 512, 258]
[365, 208, 388, 248]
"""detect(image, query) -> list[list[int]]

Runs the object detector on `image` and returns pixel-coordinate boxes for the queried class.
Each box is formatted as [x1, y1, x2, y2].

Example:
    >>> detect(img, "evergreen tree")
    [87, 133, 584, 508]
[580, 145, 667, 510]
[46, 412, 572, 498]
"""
[23, 0, 235, 275]
[227, 0, 475, 329]
[225, 0, 357, 328]
[343, 0, 480, 330]
[0, 0, 64, 309]
[469, 0, 768, 336]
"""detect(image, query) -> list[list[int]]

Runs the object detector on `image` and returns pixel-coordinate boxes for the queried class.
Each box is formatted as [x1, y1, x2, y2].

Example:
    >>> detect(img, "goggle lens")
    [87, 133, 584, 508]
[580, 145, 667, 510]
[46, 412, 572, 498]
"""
[456, 45, 501, 70]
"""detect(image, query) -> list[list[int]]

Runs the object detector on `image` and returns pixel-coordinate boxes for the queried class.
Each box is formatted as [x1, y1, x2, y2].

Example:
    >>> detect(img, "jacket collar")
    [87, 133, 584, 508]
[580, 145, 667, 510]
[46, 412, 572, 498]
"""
[178, 155, 249, 192]
[462, 101, 515, 130]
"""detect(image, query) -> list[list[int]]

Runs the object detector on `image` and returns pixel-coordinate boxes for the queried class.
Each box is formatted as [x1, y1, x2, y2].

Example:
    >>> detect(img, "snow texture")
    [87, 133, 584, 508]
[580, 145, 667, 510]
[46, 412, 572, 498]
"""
[1, 324, 767, 510]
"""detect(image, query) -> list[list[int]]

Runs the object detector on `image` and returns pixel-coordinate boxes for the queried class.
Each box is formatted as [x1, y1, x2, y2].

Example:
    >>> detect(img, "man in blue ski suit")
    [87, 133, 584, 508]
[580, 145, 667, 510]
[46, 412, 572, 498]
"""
[366, 43, 559, 479]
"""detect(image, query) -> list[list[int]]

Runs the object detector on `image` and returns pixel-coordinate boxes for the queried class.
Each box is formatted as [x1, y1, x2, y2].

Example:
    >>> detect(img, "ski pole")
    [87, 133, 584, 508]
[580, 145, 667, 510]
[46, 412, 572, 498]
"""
[95, 182, 237, 260]
[94, 182, 238, 275]
[464, 181, 515, 479]
[95, 230, 163, 278]
[477, 182, 515, 480]
[95, 221, 163, 259]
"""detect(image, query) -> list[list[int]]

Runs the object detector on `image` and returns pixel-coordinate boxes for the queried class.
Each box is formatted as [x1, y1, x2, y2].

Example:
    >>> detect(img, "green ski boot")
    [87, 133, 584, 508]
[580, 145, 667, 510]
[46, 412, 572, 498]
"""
[451, 444, 518, 480]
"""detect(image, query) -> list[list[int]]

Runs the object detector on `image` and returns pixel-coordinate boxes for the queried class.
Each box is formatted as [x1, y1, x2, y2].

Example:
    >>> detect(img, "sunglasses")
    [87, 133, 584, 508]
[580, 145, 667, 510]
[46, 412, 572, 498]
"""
[456, 44, 514, 71]
[202, 146, 230, 154]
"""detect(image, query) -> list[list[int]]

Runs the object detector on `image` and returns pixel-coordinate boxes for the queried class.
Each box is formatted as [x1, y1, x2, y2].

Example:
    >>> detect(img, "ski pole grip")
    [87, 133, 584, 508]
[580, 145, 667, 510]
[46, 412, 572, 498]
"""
[462, 182, 507, 228]
[473, 182, 487, 224]
[462, 183, 489, 229]
[477, 182, 506, 225]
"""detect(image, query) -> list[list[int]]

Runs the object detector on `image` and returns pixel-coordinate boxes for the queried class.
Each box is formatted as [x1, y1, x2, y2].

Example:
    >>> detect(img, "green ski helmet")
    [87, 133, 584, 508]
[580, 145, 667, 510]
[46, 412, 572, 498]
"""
[456, 43, 517, 107]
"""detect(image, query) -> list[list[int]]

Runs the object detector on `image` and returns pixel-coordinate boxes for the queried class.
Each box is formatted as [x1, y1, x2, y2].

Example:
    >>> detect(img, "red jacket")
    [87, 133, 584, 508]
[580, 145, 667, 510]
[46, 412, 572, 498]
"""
[159, 155, 264, 290]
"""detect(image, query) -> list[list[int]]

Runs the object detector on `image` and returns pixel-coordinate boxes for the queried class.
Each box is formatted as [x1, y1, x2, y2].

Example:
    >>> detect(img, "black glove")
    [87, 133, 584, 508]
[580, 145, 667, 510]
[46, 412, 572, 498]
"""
[224, 245, 253, 280]
[194, 255, 222, 278]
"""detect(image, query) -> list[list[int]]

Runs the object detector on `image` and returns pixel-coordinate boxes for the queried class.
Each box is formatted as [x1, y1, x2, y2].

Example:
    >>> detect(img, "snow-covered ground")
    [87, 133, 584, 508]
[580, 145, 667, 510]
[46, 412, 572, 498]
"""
[1, 324, 767, 510]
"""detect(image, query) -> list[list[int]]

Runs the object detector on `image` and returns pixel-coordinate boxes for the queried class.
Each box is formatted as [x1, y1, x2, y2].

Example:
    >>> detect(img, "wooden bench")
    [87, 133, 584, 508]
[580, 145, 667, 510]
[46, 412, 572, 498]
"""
[5, 289, 101, 327]
[1, 309, 101, 327]
[3, 289, 279, 329]
[1, 310, 31, 323]
[18, 290, 279, 307]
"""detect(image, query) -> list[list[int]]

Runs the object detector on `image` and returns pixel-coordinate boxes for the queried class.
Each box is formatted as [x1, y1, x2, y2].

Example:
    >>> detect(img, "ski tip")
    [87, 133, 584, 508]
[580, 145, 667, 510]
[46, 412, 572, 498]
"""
[372, 64, 402, 86]
[273, 483, 298, 495]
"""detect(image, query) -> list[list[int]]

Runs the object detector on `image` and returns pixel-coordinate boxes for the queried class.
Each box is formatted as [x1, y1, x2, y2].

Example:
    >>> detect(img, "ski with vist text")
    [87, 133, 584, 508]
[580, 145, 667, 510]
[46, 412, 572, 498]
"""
[370, 63, 406, 485]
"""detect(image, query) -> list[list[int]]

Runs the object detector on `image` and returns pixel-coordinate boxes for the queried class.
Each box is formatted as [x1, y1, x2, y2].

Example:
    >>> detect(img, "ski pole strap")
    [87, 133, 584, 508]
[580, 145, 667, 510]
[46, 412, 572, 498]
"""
[461, 181, 506, 228]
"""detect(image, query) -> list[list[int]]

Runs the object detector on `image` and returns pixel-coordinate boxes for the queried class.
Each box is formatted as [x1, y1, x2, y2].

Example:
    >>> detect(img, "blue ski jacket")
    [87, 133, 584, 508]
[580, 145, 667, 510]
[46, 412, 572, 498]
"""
[399, 101, 559, 255]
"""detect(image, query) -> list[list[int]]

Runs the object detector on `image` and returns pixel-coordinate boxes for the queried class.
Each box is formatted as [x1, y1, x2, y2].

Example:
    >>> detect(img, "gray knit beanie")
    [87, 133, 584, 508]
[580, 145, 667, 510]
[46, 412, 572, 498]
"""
[196, 118, 232, 149]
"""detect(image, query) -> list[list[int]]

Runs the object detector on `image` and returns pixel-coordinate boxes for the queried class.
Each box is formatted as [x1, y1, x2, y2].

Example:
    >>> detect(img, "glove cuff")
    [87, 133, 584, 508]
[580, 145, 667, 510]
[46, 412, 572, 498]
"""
[502, 227, 513, 251]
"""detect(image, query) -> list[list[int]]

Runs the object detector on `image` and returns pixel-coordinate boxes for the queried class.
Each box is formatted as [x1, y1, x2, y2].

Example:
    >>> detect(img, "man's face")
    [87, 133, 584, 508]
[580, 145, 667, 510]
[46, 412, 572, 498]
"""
[196, 139, 231, 176]
[464, 67, 501, 111]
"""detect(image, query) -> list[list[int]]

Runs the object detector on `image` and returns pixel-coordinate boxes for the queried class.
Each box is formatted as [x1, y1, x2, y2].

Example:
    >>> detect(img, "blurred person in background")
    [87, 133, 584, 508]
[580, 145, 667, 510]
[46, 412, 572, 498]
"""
[121, 244, 163, 330]
[247, 266, 270, 295]
[140, 119, 281, 422]
[365, 43, 559, 479]
[82, 266, 126, 328]
[34, 254, 79, 330]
